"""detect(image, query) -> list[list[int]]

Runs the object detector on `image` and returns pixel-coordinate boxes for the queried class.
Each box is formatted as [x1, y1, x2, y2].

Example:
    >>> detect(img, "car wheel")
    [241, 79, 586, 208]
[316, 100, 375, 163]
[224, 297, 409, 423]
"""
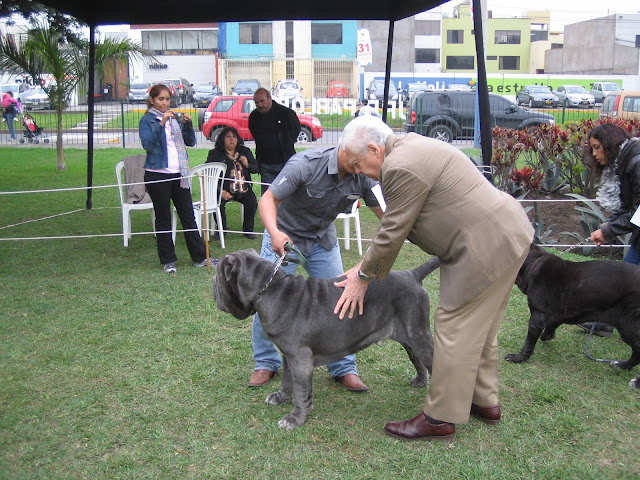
[516, 96, 521, 105]
[297, 126, 313, 143]
[529, 99, 534, 108]
[210, 127, 224, 143]
[428, 125, 453, 143]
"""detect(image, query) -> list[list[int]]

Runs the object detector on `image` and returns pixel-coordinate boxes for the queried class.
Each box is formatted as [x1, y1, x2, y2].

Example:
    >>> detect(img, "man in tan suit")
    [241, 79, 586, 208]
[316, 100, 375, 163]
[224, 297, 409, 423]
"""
[334, 116, 534, 441]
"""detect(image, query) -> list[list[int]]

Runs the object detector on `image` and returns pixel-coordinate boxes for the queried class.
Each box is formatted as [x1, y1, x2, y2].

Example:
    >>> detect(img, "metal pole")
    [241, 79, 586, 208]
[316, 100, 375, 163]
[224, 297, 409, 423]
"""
[120, 98, 126, 148]
[382, 20, 395, 123]
[86, 24, 96, 210]
[472, 0, 493, 180]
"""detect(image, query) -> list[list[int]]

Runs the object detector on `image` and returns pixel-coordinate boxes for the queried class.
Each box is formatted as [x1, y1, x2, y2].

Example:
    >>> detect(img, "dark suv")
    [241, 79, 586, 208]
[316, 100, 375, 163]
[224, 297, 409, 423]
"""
[404, 90, 555, 142]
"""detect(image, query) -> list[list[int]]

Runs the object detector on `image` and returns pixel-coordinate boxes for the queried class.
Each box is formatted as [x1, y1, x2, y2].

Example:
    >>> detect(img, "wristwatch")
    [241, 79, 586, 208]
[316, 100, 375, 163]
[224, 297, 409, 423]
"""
[358, 269, 371, 282]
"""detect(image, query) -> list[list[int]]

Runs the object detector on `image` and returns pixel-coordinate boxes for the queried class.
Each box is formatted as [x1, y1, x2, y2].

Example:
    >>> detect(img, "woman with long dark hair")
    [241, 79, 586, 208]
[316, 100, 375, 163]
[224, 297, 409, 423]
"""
[139, 84, 217, 273]
[588, 123, 640, 265]
[206, 126, 259, 239]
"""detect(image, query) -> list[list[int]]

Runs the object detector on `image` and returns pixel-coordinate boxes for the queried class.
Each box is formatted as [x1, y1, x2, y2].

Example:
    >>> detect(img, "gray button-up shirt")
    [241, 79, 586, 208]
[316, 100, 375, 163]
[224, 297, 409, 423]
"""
[269, 147, 380, 256]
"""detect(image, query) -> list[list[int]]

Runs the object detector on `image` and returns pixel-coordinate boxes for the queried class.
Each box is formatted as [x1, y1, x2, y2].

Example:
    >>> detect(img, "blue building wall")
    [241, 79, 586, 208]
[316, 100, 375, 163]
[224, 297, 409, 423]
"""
[219, 22, 274, 58]
[311, 21, 357, 59]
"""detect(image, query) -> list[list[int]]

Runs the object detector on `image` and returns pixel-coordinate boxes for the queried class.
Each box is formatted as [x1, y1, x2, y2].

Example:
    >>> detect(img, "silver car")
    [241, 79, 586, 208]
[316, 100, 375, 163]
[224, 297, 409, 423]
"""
[554, 85, 595, 108]
[128, 82, 150, 102]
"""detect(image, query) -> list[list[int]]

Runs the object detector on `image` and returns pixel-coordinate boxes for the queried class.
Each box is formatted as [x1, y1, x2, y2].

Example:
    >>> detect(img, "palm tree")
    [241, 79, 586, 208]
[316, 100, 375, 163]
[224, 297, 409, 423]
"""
[0, 20, 153, 170]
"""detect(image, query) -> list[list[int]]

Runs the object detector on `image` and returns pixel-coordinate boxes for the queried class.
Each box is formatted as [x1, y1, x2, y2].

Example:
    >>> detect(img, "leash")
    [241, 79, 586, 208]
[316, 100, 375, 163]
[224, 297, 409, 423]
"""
[254, 242, 309, 300]
[584, 323, 624, 363]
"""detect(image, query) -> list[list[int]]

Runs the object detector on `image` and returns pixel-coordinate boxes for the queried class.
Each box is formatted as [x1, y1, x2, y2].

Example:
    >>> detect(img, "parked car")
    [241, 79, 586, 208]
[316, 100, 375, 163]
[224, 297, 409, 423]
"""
[404, 90, 555, 143]
[201, 95, 323, 143]
[128, 82, 150, 103]
[21, 86, 52, 110]
[231, 79, 261, 96]
[599, 90, 640, 121]
[401, 83, 429, 105]
[151, 81, 181, 107]
[162, 77, 194, 103]
[444, 84, 473, 91]
[192, 84, 223, 108]
[325, 81, 349, 98]
[590, 81, 622, 104]
[366, 79, 399, 103]
[554, 85, 595, 108]
[516, 85, 559, 108]
[273, 79, 303, 104]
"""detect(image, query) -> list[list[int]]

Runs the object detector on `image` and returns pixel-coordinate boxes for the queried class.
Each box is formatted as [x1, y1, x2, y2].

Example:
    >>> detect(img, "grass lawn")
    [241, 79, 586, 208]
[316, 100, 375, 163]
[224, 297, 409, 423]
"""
[0, 147, 639, 479]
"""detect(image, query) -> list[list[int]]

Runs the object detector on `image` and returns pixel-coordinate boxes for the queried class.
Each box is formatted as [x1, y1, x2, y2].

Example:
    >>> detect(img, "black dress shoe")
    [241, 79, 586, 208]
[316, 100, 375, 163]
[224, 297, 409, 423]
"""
[470, 403, 501, 425]
[384, 412, 455, 441]
[244, 233, 257, 239]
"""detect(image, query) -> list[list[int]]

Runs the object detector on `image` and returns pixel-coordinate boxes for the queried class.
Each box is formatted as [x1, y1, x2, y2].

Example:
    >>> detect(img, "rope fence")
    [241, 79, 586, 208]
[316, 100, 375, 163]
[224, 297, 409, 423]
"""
[0, 176, 631, 251]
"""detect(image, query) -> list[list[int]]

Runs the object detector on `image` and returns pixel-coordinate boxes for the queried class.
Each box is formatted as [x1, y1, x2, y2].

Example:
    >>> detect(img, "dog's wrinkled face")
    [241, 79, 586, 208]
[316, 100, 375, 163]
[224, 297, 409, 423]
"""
[212, 249, 261, 319]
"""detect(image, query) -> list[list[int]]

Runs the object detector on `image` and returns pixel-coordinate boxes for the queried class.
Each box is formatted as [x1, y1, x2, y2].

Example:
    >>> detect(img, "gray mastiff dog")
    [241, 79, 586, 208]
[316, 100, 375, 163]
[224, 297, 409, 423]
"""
[212, 249, 439, 430]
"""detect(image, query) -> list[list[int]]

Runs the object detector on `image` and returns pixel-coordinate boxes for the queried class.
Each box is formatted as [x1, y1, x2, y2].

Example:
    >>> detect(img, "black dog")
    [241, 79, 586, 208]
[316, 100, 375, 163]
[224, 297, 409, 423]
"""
[505, 243, 640, 388]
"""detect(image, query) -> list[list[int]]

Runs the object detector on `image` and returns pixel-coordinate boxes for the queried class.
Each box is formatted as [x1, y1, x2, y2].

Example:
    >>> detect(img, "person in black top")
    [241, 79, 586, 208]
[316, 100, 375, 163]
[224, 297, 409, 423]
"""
[249, 88, 301, 194]
[206, 126, 259, 239]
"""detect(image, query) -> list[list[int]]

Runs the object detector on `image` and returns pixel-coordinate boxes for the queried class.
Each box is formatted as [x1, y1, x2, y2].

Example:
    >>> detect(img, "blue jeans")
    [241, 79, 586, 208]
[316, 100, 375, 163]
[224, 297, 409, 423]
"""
[251, 231, 358, 377]
[623, 242, 640, 265]
[3, 113, 16, 139]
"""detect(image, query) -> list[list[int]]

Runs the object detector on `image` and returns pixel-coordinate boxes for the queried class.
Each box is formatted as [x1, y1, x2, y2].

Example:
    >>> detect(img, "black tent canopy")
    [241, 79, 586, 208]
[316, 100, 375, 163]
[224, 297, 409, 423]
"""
[35, 0, 492, 208]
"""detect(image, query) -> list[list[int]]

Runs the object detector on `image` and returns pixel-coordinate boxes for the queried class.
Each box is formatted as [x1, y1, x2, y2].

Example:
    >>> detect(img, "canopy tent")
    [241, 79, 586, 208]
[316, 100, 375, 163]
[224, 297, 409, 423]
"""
[34, 0, 492, 208]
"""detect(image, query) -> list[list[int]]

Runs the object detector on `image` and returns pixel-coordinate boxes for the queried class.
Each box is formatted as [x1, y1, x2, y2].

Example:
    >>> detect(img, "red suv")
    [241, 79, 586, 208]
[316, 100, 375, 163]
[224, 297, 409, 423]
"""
[201, 96, 323, 143]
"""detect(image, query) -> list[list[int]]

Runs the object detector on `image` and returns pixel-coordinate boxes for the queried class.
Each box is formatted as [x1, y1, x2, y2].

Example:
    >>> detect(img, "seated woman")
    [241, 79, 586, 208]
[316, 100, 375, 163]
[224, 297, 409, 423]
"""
[206, 126, 259, 239]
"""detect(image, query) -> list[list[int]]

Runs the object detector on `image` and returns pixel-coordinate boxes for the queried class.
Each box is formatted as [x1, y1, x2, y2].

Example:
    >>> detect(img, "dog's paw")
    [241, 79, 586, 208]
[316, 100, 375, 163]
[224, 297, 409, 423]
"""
[610, 360, 632, 370]
[409, 376, 429, 388]
[278, 413, 305, 430]
[505, 353, 528, 363]
[629, 378, 640, 389]
[265, 391, 290, 405]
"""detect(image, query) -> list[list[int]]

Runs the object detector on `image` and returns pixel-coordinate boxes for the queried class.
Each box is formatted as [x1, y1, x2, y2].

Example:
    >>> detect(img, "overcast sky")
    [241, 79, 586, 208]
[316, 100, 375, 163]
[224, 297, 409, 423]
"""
[440, 0, 640, 31]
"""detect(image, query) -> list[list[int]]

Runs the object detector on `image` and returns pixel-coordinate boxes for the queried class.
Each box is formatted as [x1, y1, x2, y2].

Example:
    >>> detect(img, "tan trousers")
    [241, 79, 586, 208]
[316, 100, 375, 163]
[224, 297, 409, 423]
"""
[424, 249, 528, 424]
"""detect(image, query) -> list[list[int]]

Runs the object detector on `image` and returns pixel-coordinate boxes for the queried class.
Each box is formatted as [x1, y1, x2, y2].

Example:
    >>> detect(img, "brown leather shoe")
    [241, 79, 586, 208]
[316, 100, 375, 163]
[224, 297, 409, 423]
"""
[248, 369, 276, 387]
[470, 403, 501, 425]
[335, 374, 369, 392]
[384, 412, 455, 441]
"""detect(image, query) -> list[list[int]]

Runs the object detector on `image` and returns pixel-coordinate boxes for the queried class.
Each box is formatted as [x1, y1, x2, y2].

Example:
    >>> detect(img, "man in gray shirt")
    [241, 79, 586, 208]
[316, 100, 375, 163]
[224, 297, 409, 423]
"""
[248, 146, 384, 391]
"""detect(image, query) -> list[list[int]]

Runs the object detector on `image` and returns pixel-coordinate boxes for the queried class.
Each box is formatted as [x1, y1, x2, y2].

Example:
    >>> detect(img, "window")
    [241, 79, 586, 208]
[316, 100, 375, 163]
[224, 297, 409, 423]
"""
[487, 55, 497, 60]
[495, 30, 521, 45]
[446, 56, 474, 70]
[311, 23, 343, 45]
[636, 35, 640, 48]
[239, 23, 272, 45]
[446, 30, 464, 44]
[212, 99, 235, 112]
[499, 56, 520, 70]
[623, 96, 640, 113]
[242, 99, 256, 113]
[141, 30, 218, 53]
[415, 20, 440, 36]
[531, 30, 548, 42]
[415, 48, 440, 64]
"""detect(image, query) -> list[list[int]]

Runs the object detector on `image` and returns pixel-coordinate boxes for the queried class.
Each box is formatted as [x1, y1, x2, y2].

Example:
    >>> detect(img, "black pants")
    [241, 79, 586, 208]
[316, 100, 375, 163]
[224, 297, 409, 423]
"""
[259, 163, 286, 195]
[144, 171, 206, 265]
[220, 190, 258, 233]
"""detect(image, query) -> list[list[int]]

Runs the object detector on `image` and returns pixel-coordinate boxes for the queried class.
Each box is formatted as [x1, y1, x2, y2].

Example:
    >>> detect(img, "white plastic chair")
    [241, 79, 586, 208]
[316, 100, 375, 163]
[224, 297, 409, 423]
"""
[172, 162, 227, 248]
[115, 156, 155, 247]
[336, 199, 362, 255]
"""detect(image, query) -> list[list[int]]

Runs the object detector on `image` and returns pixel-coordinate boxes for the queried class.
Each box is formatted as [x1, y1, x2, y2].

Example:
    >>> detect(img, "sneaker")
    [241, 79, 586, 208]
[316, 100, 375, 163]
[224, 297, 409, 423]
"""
[194, 257, 219, 268]
[163, 262, 177, 274]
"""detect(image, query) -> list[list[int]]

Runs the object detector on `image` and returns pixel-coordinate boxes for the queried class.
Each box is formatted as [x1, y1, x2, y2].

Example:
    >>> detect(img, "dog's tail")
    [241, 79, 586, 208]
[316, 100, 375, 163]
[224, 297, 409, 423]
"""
[412, 256, 440, 282]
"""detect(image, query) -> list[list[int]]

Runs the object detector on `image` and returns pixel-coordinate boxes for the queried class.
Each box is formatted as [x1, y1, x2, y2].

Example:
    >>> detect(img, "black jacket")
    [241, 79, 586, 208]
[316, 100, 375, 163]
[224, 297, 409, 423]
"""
[248, 101, 301, 166]
[602, 138, 640, 247]
[206, 145, 258, 197]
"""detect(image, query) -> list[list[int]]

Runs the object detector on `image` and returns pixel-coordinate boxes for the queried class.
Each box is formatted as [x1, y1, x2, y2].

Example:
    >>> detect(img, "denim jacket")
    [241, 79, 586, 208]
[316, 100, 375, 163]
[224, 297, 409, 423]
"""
[139, 111, 196, 169]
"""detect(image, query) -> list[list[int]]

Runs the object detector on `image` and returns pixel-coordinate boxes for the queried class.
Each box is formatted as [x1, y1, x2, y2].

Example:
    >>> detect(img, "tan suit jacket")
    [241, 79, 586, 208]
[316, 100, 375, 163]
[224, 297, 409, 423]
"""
[360, 133, 533, 310]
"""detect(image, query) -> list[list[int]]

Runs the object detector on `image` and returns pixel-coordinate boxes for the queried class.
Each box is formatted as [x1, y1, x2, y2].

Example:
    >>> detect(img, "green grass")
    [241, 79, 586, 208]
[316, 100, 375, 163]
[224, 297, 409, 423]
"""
[1, 147, 639, 479]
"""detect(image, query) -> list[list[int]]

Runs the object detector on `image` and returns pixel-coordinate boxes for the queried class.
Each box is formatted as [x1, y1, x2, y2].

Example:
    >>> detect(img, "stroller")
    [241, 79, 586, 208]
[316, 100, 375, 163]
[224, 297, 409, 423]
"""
[19, 113, 49, 144]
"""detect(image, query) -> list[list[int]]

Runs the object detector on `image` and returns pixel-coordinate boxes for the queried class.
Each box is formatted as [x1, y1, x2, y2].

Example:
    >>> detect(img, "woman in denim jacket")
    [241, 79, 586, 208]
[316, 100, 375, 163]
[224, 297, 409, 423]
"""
[139, 84, 217, 273]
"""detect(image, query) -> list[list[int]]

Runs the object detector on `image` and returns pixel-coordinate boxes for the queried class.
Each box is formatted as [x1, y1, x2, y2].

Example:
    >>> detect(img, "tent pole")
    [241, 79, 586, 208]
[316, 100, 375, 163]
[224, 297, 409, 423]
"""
[86, 24, 96, 210]
[382, 20, 394, 123]
[472, 0, 492, 180]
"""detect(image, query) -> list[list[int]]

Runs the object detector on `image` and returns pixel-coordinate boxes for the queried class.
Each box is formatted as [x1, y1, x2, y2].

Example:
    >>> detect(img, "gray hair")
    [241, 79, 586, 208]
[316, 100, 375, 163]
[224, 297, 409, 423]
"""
[339, 115, 393, 155]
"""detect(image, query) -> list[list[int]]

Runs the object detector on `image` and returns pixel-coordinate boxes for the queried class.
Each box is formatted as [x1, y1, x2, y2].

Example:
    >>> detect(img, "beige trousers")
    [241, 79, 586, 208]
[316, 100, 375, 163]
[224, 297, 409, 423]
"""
[424, 249, 528, 424]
